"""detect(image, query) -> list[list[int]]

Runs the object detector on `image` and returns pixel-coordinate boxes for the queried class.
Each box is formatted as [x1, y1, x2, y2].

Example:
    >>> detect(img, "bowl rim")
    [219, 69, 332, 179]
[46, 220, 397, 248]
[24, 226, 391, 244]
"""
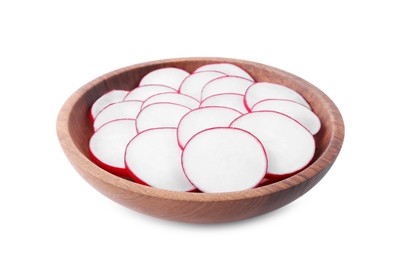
[57, 57, 344, 202]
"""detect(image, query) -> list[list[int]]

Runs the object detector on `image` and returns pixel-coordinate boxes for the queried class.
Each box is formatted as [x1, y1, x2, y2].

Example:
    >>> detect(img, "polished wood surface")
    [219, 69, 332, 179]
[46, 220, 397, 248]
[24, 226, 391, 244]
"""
[56, 57, 344, 223]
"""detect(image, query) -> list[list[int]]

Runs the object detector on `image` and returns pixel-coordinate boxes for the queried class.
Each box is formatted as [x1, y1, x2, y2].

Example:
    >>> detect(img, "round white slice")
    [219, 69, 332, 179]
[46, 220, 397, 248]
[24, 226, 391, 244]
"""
[93, 100, 142, 131]
[230, 111, 315, 176]
[245, 82, 311, 111]
[124, 84, 176, 101]
[194, 63, 254, 81]
[177, 107, 242, 148]
[125, 128, 195, 192]
[182, 127, 267, 193]
[91, 90, 129, 120]
[201, 76, 254, 101]
[200, 93, 248, 114]
[139, 67, 190, 90]
[89, 119, 137, 170]
[142, 92, 199, 110]
[136, 103, 191, 132]
[178, 71, 226, 101]
[252, 99, 321, 135]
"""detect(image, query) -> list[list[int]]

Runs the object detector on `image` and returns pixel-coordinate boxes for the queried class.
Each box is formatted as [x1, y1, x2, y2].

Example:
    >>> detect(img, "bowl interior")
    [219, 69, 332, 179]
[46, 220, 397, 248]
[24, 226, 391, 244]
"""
[68, 58, 333, 174]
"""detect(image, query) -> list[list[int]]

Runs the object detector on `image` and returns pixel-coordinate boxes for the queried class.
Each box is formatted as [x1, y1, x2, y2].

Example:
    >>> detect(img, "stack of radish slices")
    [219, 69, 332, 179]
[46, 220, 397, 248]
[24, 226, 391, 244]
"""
[89, 63, 321, 193]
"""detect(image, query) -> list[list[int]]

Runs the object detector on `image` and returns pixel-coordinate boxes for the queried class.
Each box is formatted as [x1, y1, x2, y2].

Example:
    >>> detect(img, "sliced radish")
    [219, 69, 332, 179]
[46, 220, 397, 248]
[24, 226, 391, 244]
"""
[244, 82, 311, 111]
[139, 67, 190, 90]
[141, 92, 199, 110]
[125, 128, 195, 192]
[230, 111, 315, 176]
[200, 93, 248, 114]
[201, 76, 253, 101]
[181, 127, 267, 193]
[90, 90, 129, 121]
[136, 102, 191, 133]
[194, 63, 254, 81]
[177, 106, 242, 148]
[178, 71, 226, 101]
[89, 119, 137, 179]
[93, 100, 142, 131]
[124, 84, 176, 101]
[252, 99, 321, 135]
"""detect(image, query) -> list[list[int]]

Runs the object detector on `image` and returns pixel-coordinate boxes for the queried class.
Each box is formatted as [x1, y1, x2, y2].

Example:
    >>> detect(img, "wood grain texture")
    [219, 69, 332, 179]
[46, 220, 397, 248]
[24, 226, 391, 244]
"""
[56, 57, 345, 223]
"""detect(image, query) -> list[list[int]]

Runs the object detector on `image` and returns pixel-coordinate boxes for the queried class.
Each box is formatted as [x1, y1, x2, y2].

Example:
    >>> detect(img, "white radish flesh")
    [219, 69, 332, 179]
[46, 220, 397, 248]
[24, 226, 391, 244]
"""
[252, 99, 321, 135]
[93, 100, 142, 131]
[136, 103, 191, 133]
[141, 92, 199, 110]
[139, 67, 190, 90]
[89, 119, 137, 178]
[245, 82, 311, 111]
[125, 128, 195, 192]
[200, 93, 248, 114]
[90, 90, 129, 121]
[201, 76, 253, 101]
[181, 127, 267, 193]
[230, 111, 315, 176]
[177, 107, 242, 148]
[124, 84, 176, 101]
[178, 71, 226, 101]
[194, 63, 254, 81]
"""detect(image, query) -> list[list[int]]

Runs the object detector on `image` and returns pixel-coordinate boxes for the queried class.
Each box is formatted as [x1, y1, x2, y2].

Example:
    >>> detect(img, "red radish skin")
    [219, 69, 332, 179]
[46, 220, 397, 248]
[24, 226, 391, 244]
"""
[89, 119, 137, 179]
[230, 111, 315, 177]
[139, 67, 190, 90]
[135, 102, 191, 133]
[93, 100, 142, 131]
[178, 71, 226, 101]
[265, 171, 298, 182]
[200, 93, 248, 114]
[90, 90, 129, 122]
[125, 127, 196, 192]
[201, 76, 254, 101]
[194, 63, 254, 81]
[257, 177, 282, 187]
[89, 148, 132, 180]
[141, 92, 199, 110]
[123, 84, 176, 101]
[252, 98, 310, 110]
[251, 99, 321, 135]
[244, 82, 311, 112]
[181, 127, 267, 193]
[177, 106, 242, 149]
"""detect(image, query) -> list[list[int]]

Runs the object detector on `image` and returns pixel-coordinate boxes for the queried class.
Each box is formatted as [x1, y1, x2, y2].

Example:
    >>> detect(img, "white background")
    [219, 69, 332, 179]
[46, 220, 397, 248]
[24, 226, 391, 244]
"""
[1, 1, 400, 259]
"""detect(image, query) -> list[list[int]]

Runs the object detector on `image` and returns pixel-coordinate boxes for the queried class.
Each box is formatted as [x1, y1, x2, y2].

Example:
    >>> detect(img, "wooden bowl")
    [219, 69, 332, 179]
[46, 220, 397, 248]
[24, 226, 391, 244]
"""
[56, 57, 344, 223]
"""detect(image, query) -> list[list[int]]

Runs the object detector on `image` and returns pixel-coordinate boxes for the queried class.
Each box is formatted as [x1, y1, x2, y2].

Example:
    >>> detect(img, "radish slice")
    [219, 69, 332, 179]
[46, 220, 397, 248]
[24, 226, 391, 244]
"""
[178, 71, 226, 101]
[201, 76, 254, 101]
[89, 119, 137, 179]
[177, 107, 242, 148]
[93, 100, 142, 131]
[181, 127, 267, 193]
[139, 67, 190, 90]
[244, 82, 311, 111]
[230, 111, 315, 176]
[194, 63, 254, 81]
[141, 92, 199, 110]
[90, 90, 129, 121]
[252, 99, 321, 135]
[123, 84, 176, 101]
[125, 128, 196, 192]
[136, 102, 191, 133]
[200, 93, 248, 114]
